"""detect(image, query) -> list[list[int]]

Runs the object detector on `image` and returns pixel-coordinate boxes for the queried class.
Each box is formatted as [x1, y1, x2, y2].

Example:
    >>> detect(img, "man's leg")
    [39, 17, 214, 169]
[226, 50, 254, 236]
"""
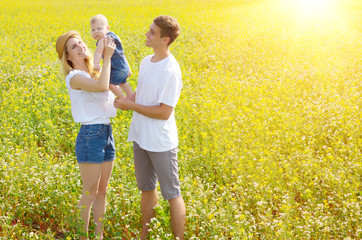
[148, 147, 186, 239]
[169, 196, 186, 240]
[140, 190, 159, 239]
[133, 142, 158, 239]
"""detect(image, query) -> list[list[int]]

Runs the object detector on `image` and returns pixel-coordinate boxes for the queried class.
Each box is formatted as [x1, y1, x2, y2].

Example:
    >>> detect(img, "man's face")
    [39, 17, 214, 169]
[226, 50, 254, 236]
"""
[145, 23, 166, 48]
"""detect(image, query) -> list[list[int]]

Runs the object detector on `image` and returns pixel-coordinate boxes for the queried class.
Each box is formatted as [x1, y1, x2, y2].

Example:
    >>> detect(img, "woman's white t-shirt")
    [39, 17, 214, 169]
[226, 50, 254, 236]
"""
[65, 70, 117, 124]
[128, 54, 182, 152]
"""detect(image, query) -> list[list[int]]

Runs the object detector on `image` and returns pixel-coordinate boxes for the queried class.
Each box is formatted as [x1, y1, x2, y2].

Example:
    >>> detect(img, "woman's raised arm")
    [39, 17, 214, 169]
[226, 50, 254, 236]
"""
[70, 37, 116, 92]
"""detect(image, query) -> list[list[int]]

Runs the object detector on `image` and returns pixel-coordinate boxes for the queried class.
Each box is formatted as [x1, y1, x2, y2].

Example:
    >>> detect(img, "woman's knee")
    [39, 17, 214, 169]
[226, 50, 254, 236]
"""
[97, 184, 108, 197]
[83, 188, 99, 201]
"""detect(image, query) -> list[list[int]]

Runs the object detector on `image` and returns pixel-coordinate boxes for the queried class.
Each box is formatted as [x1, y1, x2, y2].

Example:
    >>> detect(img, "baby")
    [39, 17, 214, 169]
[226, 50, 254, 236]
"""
[90, 14, 133, 99]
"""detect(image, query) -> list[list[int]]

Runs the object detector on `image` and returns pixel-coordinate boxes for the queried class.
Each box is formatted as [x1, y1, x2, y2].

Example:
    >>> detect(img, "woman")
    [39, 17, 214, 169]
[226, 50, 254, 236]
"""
[56, 30, 116, 239]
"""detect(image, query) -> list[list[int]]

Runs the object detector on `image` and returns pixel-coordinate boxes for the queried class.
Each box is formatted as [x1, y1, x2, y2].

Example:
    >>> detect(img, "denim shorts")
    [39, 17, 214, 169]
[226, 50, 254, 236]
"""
[110, 69, 128, 85]
[133, 142, 181, 200]
[75, 124, 115, 164]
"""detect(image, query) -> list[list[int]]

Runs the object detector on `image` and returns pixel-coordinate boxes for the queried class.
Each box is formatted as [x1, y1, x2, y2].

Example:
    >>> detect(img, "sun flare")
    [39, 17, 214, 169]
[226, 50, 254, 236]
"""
[287, 0, 337, 16]
[299, 0, 330, 10]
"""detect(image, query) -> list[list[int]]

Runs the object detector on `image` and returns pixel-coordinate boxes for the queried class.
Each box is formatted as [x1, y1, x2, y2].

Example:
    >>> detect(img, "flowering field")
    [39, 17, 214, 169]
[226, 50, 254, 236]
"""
[0, 0, 361, 239]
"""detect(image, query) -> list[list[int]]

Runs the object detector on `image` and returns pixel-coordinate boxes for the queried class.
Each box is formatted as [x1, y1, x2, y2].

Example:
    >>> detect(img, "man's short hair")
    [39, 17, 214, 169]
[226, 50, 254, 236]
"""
[153, 15, 180, 46]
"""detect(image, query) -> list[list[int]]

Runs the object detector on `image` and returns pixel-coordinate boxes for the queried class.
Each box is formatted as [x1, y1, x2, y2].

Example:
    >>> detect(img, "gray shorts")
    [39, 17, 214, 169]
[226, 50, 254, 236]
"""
[133, 142, 181, 200]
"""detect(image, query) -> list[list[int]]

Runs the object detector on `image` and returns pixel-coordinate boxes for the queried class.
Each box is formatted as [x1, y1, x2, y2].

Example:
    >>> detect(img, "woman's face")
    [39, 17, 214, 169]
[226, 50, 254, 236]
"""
[65, 37, 88, 63]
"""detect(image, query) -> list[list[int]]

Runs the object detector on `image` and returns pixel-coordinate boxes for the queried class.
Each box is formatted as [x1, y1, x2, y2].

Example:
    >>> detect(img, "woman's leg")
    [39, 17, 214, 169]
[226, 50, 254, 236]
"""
[93, 161, 114, 238]
[78, 163, 103, 240]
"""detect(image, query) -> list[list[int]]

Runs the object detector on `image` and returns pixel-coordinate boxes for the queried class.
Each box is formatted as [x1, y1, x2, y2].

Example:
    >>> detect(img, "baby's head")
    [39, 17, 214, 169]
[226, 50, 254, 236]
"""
[90, 14, 110, 41]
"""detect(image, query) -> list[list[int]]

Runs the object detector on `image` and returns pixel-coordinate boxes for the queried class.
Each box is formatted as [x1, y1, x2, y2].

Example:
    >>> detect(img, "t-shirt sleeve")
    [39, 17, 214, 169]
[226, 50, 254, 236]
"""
[158, 70, 182, 108]
[65, 70, 88, 89]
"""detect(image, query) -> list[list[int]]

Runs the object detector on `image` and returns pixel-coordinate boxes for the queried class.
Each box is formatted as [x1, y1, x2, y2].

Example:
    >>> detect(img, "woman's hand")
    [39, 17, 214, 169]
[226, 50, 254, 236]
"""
[103, 36, 116, 59]
[94, 63, 101, 71]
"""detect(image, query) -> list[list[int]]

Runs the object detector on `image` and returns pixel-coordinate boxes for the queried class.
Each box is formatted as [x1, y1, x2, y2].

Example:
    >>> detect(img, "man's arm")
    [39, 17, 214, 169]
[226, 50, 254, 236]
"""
[114, 98, 173, 120]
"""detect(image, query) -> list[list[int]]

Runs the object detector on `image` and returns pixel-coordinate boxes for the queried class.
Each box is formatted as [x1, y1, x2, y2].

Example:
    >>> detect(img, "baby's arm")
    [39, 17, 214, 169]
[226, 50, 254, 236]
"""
[94, 38, 105, 71]
[127, 61, 132, 78]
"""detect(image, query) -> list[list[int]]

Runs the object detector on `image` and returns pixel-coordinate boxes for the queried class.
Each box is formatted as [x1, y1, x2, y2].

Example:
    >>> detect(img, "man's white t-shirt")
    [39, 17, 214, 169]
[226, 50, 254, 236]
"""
[65, 70, 117, 124]
[128, 54, 182, 152]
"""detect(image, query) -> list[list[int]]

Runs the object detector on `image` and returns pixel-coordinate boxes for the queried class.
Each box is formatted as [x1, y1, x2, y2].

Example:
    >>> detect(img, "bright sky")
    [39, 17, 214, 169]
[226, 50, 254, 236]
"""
[284, 0, 338, 16]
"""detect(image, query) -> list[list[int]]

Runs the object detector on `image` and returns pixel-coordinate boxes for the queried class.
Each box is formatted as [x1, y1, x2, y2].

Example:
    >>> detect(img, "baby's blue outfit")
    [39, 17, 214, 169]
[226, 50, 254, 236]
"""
[98, 31, 129, 85]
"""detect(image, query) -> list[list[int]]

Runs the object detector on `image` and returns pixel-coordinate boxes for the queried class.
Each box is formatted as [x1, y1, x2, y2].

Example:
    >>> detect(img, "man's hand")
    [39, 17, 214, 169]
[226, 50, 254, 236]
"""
[113, 97, 132, 110]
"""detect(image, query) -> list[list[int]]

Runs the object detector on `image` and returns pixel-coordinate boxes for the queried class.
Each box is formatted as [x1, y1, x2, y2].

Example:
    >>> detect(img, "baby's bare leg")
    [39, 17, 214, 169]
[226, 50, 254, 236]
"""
[120, 82, 133, 97]
[109, 84, 126, 99]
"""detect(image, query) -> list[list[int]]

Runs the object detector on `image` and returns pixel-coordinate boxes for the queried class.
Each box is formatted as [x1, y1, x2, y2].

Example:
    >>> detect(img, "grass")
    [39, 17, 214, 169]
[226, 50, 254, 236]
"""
[0, 0, 361, 239]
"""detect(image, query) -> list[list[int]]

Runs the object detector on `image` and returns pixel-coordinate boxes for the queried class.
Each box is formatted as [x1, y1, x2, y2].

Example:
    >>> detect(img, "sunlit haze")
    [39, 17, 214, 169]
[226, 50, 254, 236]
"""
[285, 0, 337, 16]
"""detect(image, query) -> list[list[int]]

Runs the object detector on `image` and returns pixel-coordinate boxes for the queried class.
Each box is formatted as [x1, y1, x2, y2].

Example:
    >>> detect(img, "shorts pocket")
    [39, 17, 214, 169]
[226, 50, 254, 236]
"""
[85, 125, 104, 139]
[87, 129, 102, 139]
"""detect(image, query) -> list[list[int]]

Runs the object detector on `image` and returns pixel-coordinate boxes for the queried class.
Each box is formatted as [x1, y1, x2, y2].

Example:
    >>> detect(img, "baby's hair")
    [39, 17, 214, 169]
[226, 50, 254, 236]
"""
[90, 14, 108, 26]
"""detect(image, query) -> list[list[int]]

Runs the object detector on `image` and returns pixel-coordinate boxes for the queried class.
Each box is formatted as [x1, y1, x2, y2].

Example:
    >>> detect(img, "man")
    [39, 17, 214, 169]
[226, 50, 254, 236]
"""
[113, 15, 186, 239]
